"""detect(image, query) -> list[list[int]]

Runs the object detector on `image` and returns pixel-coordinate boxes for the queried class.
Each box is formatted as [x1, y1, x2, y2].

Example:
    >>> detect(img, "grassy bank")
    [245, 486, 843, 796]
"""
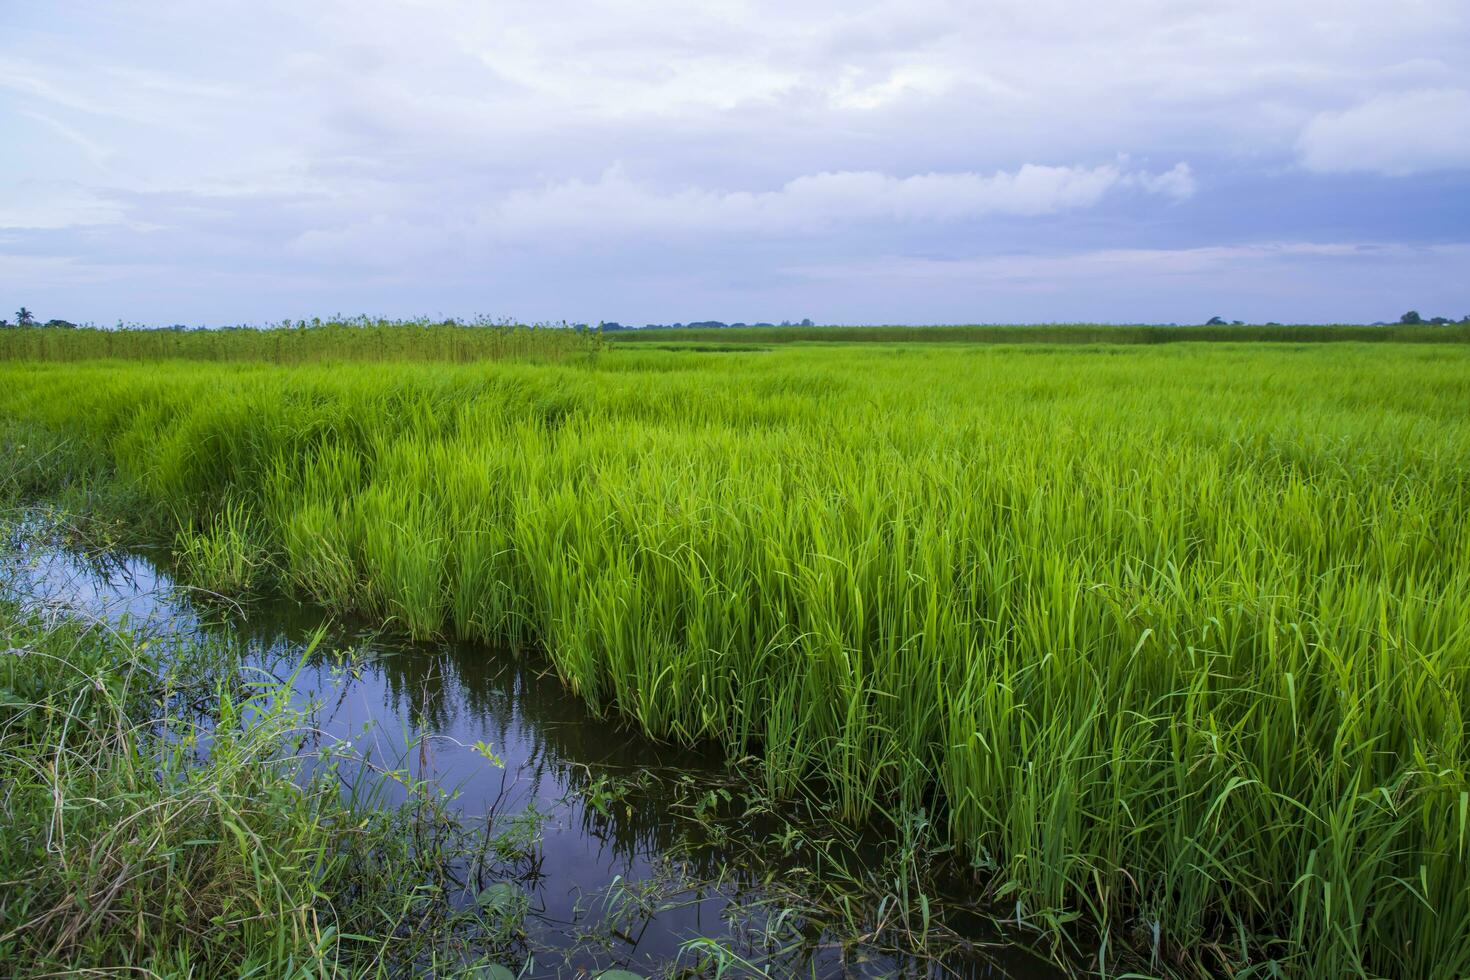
[2, 341, 1468, 977]
[0, 525, 538, 976]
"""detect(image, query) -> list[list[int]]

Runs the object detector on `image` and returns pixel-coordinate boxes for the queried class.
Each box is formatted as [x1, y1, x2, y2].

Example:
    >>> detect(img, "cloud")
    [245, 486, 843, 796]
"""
[1297, 89, 1470, 175]
[829, 64, 970, 110]
[781, 242, 1470, 323]
[489, 162, 1194, 240]
[0, 180, 125, 230]
[1125, 163, 1196, 200]
[1, 1, 1468, 325]
[789, 241, 1453, 284]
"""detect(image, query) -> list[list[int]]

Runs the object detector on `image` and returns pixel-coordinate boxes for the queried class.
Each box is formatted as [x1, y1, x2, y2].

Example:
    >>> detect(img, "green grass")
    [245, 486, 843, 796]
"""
[0, 528, 540, 976]
[175, 498, 274, 595]
[2, 340, 1468, 977]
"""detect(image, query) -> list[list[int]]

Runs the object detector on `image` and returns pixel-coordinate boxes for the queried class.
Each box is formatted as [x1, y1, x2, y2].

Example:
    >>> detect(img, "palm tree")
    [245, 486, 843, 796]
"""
[15, 307, 34, 326]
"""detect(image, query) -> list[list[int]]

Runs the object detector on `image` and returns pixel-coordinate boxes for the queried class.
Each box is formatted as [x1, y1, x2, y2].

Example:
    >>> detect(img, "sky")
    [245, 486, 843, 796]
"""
[1, 0, 1467, 326]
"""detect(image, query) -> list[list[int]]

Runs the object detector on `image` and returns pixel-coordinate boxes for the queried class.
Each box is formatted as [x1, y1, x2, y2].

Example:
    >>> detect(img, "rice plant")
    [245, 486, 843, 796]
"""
[174, 497, 272, 595]
[2, 339, 1468, 977]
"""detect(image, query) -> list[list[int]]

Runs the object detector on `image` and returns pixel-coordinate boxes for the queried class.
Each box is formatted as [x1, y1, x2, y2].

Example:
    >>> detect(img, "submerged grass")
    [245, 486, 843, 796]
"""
[1, 341, 1468, 977]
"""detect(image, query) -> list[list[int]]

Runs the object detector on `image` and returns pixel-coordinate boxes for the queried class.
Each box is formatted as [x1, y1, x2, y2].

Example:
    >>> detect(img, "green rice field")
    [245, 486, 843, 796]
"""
[3, 325, 1469, 977]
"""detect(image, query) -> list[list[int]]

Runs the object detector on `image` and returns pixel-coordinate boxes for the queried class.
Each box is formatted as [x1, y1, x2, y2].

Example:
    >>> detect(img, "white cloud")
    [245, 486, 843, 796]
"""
[0, 181, 125, 230]
[1, 0, 1468, 324]
[1124, 163, 1195, 200]
[789, 241, 1450, 284]
[489, 162, 1193, 240]
[782, 242, 1470, 323]
[829, 64, 969, 110]
[1297, 89, 1470, 175]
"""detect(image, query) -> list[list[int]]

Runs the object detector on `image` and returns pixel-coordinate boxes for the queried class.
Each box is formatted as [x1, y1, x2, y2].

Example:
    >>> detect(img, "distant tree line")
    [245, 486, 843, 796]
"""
[0, 308, 79, 329]
[599, 318, 815, 331]
[1203, 312, 1468, 327]
[1396, 310, 1465, 326]
[7, 307, 1466, 331]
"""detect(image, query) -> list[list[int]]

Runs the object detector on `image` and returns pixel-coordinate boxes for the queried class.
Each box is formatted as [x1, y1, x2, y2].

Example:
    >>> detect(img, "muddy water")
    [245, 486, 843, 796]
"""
[1, 530, 1061, 979]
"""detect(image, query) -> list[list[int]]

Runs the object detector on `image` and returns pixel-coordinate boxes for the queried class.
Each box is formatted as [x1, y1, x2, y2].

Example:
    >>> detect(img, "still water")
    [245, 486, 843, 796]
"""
[1, 526, 1062, 979]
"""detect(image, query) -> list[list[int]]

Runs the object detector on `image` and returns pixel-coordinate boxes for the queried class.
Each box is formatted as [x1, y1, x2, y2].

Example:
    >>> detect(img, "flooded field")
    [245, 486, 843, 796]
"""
[1, 520, 1058, 979]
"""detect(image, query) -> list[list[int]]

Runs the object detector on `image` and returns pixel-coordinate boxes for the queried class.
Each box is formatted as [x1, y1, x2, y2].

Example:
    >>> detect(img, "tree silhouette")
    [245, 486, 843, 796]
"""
[1400, 310, 1422, 325]
[15, 307, 34, 326]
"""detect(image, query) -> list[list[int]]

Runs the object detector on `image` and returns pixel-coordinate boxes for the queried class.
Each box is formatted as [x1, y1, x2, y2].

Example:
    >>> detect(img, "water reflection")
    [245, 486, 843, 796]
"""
[1, 526, 1060, 979]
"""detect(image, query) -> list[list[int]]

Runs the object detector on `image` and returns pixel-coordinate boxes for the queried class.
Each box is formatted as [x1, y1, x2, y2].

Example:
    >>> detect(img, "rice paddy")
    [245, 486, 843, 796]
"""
[3, 326, 1469, 977]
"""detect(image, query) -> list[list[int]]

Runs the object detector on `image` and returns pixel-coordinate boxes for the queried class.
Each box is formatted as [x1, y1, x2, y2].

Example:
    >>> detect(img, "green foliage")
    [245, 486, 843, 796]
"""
[0, 586, 536, 977]
[2, 341, 1469, 976]
[174, 497, 273, 595]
